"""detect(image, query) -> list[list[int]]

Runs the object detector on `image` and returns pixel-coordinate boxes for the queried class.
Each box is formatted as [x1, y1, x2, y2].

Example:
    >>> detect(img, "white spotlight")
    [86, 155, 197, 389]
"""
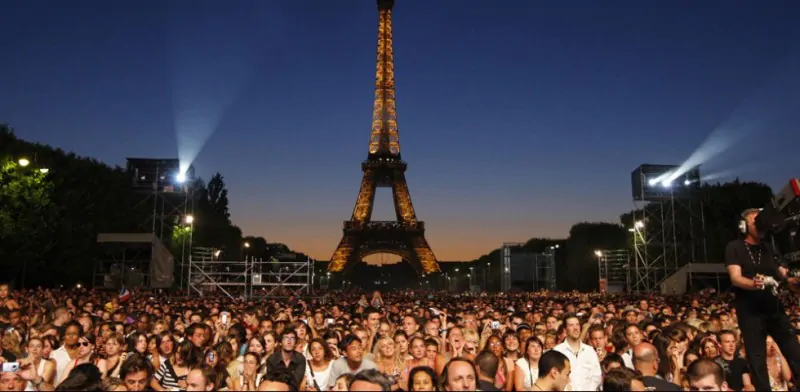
[684, 179, 691, 186]
[648, 179, 657, 186]
[662, 180, 673, 188]
[176, 172, 186, 183]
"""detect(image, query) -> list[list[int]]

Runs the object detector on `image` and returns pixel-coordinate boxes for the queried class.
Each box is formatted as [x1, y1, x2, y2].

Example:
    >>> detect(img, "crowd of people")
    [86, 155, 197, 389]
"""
[1, 279, 796, 391]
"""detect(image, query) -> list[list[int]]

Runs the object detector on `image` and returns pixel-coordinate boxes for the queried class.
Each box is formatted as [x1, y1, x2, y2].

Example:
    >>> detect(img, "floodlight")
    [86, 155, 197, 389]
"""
[176, 172, 186, 183]
[594, 250, 603, 257]
[39, 168, 49, 174]
[185, 215, 194, 224]
[18, 158, 30, 167]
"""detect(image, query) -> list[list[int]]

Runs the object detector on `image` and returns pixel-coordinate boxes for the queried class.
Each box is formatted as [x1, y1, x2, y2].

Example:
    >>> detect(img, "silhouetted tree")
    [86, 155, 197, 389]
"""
[187, 174, 243, 260]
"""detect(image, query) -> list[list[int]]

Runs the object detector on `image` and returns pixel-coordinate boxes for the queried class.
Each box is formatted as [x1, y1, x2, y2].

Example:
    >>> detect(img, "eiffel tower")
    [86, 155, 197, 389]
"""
[328, 0, 441, 276]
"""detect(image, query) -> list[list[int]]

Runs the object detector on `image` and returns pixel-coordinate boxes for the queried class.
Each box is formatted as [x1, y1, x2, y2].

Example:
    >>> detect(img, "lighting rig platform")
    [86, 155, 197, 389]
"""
[629, 164, 707, 292]
[95, 158, 194, 290]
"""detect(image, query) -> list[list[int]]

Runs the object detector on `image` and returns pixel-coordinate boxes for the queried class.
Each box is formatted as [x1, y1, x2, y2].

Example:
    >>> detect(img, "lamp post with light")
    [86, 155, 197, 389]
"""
[183, 215, 194, 294]
[242, 241, 250, 261]
[595, 250, 605, 293]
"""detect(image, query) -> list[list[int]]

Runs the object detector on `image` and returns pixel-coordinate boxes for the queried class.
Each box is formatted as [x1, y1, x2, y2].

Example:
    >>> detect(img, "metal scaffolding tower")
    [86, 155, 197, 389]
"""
[187, 248, 313, 299]
[501, 242, 522, 292]
[251, 258, 314, 298]
[629, 164, 706, 292]
[187, 247, 247, 300]
[500, 243, 557, 292]
[596, 249, 629, 293]
[95, 158, 194, 290]
[533, 246, 557, 291]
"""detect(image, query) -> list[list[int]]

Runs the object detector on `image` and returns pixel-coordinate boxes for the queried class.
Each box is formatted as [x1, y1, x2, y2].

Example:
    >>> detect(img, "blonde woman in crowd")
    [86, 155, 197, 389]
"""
[373, 335, 402, 390]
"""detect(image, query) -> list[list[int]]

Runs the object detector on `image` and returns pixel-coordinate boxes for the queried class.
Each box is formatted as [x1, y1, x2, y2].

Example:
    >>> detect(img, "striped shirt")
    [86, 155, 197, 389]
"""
[155, 360, 185, 391]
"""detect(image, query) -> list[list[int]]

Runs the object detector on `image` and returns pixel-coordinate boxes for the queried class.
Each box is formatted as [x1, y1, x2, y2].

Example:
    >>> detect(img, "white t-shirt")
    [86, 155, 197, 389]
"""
[515, 357, 539, 390]
[304, 360, 333, 390]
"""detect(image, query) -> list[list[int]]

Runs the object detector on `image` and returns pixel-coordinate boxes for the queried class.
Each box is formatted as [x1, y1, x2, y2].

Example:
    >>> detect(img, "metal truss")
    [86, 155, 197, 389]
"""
[500, 243, 556, 292]
[630, 194, 707, 292]
[532, 248, 557, 291]
[187, 247, 313, 299]
[251, 259, 313, 298]
[597, 249, 629, 293]
[501, 242, 522, 292]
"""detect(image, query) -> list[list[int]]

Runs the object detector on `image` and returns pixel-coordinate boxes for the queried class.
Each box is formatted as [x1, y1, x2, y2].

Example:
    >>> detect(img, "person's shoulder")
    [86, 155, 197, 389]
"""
[551, 342, 569, 354]
[725, 240, 744, 265]
[732, 356, 749, 366]
[330, 356, 347, 367]
[265, 351, 281, 362]
[644, 376, 680, 391]
[725, 239, 743, 250]
[362, 357, 378, 368]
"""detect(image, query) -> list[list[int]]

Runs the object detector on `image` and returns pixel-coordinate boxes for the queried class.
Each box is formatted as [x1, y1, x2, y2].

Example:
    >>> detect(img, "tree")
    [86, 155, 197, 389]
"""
[190, 174, 243, 260]
[207, 173, 230, 220]
[0, 158, 57, 286]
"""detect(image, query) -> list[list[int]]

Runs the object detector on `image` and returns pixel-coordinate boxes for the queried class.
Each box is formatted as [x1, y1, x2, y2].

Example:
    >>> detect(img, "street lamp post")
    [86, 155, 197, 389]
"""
[595, 250, 604, 293]
[184, 215, 194, 295]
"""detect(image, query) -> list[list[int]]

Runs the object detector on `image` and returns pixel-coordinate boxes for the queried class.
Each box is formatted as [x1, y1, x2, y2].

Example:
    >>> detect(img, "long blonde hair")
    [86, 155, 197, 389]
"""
[1, 330, 23, 357]
[373, 335, 404, 373]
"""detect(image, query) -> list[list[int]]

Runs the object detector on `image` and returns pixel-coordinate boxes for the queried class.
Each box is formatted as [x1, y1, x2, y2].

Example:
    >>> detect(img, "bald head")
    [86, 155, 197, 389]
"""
[633, 342, 656, 360]
[632, 342, 658, 376]
[633, 342, 658, 361]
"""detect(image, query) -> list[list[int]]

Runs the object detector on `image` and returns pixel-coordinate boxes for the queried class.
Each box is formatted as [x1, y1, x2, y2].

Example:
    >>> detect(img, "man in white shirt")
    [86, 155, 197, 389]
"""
[554, 314, 602, 391]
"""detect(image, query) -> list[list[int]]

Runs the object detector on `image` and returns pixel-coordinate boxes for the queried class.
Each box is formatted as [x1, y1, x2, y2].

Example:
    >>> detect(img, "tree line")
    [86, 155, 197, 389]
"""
[0, 125, 304, 288]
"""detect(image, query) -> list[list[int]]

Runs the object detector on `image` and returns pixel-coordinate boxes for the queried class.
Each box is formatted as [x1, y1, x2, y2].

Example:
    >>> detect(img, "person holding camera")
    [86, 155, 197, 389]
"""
[725, 208, 800, 391]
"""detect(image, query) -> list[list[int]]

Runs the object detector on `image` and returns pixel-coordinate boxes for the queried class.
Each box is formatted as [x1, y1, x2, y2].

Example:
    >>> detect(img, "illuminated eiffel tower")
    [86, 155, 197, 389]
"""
[328, 0, 440, 276]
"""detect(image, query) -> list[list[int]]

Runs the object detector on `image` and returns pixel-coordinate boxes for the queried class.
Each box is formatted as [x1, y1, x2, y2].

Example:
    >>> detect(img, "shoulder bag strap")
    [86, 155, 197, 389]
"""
[307, 360, 322, 391]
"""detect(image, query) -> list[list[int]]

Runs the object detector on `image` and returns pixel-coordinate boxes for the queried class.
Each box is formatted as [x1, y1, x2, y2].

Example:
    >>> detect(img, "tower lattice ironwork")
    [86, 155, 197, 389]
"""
[328, 0, 440, 276]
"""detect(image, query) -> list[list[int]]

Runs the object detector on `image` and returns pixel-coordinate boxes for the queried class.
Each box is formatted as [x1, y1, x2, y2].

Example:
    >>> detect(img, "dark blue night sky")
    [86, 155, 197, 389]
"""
[1, 0, 798, 261]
